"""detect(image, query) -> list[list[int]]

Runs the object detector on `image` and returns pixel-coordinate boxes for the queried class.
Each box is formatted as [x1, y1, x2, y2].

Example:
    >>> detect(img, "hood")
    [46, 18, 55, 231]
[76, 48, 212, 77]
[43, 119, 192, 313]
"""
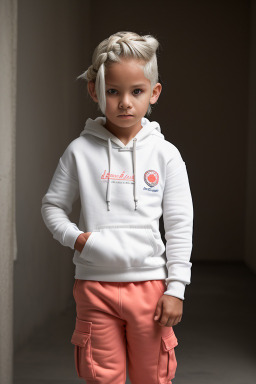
[79, 116, 165, 211]
[79, 116, 164, 148]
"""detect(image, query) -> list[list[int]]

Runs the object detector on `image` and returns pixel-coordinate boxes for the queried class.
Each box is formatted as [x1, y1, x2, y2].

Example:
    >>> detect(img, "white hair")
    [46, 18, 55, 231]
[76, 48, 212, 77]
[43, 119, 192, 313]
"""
[77, 31, 160, 116]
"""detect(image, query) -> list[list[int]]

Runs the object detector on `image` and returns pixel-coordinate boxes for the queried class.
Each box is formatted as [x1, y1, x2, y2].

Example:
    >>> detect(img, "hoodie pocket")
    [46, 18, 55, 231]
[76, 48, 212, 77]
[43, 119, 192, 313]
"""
[79, 232, 96, 258]
[79, 225, 157, 269]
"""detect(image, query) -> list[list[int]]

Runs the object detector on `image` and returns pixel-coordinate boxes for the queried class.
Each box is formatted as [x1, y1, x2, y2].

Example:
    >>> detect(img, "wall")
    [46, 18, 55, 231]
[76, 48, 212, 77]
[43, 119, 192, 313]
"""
[90, 0, 250, 262]
[245, 0, 256, 272]
[14, 0, 91, 352]
[0, 0, 17, 381]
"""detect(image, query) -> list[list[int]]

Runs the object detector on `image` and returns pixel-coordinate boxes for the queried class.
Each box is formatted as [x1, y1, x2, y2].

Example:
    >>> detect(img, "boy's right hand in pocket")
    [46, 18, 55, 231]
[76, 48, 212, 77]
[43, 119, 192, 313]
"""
[74, 232, 92, 253]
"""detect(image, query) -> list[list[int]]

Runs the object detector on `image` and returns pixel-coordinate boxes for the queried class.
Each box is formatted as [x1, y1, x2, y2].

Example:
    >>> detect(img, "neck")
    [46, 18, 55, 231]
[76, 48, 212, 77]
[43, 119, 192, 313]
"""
[104, 118, 143, 146]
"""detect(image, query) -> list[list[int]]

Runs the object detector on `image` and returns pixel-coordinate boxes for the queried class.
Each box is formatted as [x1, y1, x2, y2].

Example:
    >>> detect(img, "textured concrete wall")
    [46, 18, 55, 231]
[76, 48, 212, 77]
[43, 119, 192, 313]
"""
[0, 0, 17, 382]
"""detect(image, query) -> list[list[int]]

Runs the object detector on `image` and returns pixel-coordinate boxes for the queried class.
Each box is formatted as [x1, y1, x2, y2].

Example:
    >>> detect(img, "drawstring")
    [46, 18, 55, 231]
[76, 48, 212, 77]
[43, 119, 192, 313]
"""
[133, 138, 138, 210]
[106, 138, 112, 211]
[106, 137, 138, 211]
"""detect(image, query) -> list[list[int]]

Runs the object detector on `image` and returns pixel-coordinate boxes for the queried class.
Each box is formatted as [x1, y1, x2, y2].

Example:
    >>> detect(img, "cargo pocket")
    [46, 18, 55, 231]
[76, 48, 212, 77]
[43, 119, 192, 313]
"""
[71, 317, 96, 380]
[158, 331, 178, 383]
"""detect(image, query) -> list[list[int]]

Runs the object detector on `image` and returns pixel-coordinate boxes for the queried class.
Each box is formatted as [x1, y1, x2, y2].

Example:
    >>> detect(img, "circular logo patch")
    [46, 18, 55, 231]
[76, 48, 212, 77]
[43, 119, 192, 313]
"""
[144, 170, 159, 187]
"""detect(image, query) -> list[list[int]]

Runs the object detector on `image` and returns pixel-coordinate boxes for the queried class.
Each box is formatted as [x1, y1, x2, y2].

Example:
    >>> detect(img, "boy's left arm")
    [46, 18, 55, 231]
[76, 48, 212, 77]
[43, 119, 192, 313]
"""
[154, 147, 194, 327]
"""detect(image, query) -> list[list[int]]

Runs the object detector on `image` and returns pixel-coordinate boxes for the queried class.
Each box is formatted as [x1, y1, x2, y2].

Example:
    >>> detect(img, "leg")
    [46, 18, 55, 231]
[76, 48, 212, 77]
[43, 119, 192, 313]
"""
[71, 279, 127, 384]
[122, 280, 178, 384]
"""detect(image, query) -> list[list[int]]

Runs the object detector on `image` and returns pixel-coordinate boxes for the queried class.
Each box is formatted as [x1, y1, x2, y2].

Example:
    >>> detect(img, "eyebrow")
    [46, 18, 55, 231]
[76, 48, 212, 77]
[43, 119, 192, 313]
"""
[105, 83, 146, 87]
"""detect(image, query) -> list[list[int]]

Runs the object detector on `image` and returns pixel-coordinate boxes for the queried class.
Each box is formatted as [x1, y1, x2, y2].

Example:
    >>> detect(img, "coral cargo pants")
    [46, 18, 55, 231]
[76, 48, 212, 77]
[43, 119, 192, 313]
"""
[71, 279, 178, 384]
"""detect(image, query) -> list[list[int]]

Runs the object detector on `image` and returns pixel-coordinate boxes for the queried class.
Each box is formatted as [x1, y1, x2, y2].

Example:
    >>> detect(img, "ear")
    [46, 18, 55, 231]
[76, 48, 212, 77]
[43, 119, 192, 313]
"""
[149, 82, 162, 105]
[87, 81, 99, 103]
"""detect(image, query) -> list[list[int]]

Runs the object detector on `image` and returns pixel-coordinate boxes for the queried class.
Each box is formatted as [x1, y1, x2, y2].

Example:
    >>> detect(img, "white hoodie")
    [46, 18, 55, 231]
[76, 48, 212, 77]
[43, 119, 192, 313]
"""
[41, 116, 193, 300]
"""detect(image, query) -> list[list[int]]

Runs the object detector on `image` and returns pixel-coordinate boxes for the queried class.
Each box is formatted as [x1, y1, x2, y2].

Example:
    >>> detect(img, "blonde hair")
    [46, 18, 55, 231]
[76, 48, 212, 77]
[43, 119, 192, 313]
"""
[77, 31, 160, 116]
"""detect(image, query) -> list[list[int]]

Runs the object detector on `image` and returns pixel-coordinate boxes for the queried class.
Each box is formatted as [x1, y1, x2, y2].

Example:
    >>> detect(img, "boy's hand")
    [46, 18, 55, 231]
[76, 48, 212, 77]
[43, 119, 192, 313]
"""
[154, 295, 183, 327]
[74, 232, 92, 253]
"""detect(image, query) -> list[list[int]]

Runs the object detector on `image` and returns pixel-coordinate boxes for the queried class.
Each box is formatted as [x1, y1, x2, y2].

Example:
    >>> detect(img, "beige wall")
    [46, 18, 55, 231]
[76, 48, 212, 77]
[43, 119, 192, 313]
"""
[14, 0, 91, 352]
[245, 0, 256, 272]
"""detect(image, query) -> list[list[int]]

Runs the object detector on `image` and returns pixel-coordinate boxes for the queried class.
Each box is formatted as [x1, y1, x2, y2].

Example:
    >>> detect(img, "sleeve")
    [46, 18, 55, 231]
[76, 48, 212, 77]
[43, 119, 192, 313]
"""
[162, 147, 194, 300]
[41, 145, 84, 250]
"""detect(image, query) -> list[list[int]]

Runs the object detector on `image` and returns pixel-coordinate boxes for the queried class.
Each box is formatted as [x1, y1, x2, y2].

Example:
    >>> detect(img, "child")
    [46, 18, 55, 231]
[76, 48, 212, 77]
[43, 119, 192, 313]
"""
[41, 31, 193, 384]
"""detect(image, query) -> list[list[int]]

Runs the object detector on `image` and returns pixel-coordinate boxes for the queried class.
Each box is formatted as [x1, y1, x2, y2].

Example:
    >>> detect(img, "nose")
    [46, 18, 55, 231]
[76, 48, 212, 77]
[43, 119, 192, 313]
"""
[119, 93, 132, 109]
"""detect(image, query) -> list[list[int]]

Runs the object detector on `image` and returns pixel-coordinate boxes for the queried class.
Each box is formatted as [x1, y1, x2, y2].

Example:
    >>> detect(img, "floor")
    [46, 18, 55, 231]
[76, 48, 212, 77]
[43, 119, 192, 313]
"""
[14, 262, 256, 384]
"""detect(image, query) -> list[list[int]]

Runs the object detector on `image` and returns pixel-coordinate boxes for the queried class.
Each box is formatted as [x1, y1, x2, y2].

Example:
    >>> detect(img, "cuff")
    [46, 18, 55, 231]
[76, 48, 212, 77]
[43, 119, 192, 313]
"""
[63, 224, 84, 250]
[164, 281, 186, 300]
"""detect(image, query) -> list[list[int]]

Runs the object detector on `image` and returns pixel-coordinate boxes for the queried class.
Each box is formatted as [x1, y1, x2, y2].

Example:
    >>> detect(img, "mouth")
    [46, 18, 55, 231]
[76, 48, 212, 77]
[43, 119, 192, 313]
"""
[118, 114, 133, 117]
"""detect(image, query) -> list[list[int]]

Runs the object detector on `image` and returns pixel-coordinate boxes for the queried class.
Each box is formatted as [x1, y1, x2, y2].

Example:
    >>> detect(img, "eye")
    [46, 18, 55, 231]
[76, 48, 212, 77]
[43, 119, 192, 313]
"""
[133, 88, 143, 95]
[107, 89, 118, 95]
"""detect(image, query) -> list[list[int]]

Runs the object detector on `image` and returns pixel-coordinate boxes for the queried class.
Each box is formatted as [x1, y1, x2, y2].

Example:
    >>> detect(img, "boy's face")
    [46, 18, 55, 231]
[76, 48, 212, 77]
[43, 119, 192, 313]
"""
[88, 58, 162, 133]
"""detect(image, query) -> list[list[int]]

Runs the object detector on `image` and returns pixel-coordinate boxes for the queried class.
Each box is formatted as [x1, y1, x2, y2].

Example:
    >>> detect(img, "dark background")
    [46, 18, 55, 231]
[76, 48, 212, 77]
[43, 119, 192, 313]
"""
[14, 1, 256, 383]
